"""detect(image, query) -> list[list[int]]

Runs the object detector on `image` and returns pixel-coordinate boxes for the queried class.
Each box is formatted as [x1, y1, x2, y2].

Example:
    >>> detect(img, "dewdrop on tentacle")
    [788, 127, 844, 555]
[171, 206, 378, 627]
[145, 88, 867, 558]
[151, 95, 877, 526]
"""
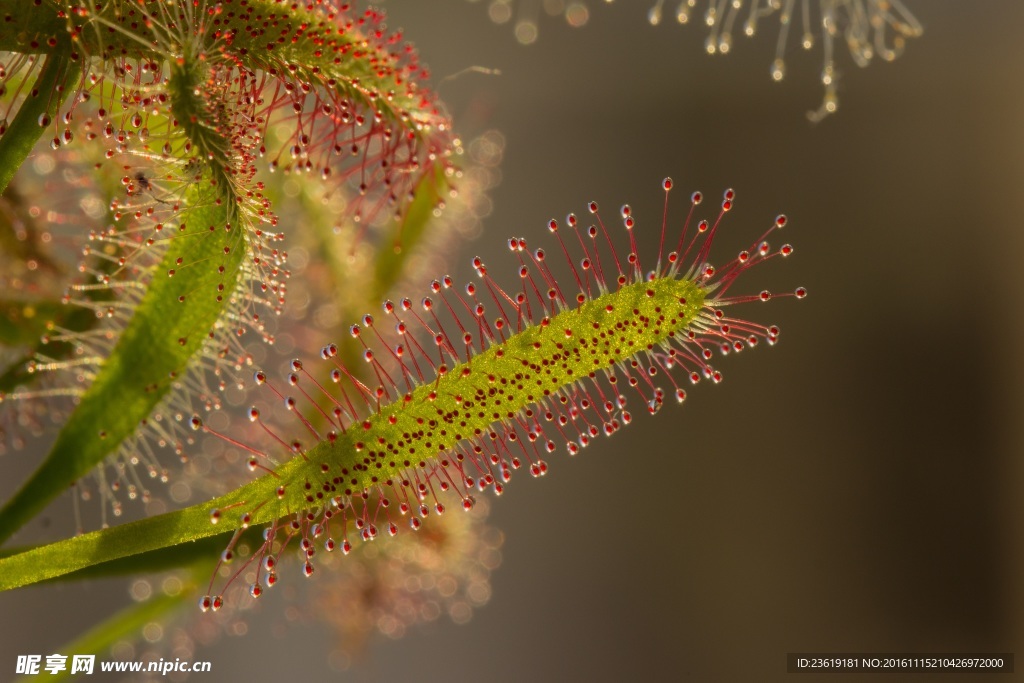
[193, 179, 805, 607]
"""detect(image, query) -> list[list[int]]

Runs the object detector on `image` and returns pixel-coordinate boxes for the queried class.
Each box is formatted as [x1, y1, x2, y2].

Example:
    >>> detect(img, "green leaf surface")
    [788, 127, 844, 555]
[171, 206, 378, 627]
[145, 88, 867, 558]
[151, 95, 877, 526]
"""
[0, 458, 292, 591]
[0, 193, 246, 545]
[0, 526, 267, 585]
[0, 48, 80, 195]
[0, 276, 708, 592]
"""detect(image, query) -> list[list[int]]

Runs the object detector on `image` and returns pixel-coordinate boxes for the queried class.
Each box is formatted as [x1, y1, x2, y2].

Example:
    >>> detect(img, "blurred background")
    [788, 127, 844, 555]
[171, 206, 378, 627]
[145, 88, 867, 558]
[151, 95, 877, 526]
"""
[2, 1, 1022, 680]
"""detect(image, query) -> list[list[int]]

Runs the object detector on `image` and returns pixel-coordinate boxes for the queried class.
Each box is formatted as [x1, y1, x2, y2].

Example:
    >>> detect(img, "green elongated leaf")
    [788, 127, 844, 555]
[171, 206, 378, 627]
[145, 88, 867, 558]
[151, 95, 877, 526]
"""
[0, 274, 714, 592]
[0, 458, 292, 591]
[0, 48, 80, 195]
[373, 162, 449, 302]
[0, 193, 246, 545]
[0, 526, 267, 584]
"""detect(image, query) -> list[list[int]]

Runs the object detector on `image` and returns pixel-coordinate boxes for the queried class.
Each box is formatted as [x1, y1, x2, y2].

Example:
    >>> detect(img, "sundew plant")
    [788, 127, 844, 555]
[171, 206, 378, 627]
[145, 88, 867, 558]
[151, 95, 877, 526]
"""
[0, 0, 920, 676]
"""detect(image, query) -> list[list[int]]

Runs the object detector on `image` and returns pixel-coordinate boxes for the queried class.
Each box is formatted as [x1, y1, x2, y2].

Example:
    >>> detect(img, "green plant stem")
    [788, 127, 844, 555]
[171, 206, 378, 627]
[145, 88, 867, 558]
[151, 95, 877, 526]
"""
[0, 471, 282, 591]
[0, 48, 79, 195]
[0, 526, 266, 584]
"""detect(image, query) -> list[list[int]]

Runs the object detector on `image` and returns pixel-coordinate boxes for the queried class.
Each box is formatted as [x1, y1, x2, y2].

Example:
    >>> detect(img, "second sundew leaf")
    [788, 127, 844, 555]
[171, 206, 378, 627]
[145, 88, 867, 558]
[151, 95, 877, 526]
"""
[0, 190, 245, 545]
[0, 182, 806, 594]
[0, 27, 297, 540]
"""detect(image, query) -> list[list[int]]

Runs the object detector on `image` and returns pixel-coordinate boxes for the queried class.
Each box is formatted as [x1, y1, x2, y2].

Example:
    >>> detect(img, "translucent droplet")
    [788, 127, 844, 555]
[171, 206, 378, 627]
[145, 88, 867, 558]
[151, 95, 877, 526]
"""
[514, 21, 539, 45]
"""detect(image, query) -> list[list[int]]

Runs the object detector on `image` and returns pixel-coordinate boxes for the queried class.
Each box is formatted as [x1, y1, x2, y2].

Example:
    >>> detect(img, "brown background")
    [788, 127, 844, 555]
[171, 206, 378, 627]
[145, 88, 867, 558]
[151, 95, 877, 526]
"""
[2, 1, 1022, 681]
